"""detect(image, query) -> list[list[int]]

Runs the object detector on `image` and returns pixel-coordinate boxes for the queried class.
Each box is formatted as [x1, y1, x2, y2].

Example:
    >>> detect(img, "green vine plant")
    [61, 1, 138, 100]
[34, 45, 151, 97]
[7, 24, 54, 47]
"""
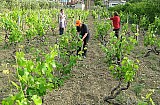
[55, 26, 82, 76]
[25, 10, 55, 43]
[91, 7, 109, 20]
[49, 18, 57, 36]
[100, 25, 138, 104]
[93, 12, 139, 104]
[117, 12, 140, 41]
[25, 12, 46, 42]
[2, 46, 58, 105]
[131, 23, 139, 41]
[101, 30, 137, 65]
[91, 10, 98, 19]
[104, 57, 139, 104]
[144, 20, 160, 57]
[48, 9, 59, 35]
[1, 14, 23, 46]
[1, 19, 84, 105]
[101, 32, 119, 65]
[22, 9, 57, 53]
[0, 13, 23, 60]
[119, 12, 128, 25]
[138, 89, 156, 105]
[94, 20, 111, 46]
[154, 16, 160, 35]
[129, 14, 139, 25]
[102, 34, 138, 103]
[139, 16, 150, 36]
[121, 23, 130, 36]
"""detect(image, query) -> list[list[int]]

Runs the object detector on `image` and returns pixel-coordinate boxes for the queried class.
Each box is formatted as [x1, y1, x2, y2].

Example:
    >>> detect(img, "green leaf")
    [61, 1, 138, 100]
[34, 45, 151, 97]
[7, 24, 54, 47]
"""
[109, 65, 114, 70]
[31, 95, 42, 105]
[150, 97, 155, 105]
[137, 100, 148, 105]
[42, 65, 47, 74]
[15, 91, 25, 101]
[146, 92, 152, 99]
[11, 81, 20, 90]
[2, 95, 15, 105]
[51, 61, 56, 68]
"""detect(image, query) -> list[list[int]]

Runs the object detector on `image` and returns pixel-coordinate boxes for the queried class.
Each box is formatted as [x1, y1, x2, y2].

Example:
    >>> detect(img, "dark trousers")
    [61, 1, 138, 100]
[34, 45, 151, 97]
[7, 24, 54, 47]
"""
[59, 28, 64, 35]
[77, 36, 89, 56]
[113, 28, 121, 64]
[113, 28, 120, 38]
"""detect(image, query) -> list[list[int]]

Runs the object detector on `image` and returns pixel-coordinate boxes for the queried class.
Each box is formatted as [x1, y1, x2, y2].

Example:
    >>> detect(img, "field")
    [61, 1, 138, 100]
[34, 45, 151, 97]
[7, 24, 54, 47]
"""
[0, 1, 160, 105]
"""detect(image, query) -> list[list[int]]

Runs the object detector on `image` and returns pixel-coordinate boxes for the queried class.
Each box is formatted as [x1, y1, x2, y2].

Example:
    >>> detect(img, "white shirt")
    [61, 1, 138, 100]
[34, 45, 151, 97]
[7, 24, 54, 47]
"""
[59, 13, 66, 28]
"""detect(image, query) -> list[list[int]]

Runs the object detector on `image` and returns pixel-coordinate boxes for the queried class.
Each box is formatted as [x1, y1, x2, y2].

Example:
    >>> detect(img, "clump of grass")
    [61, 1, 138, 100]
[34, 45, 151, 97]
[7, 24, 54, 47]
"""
[133, 83, 144, 97]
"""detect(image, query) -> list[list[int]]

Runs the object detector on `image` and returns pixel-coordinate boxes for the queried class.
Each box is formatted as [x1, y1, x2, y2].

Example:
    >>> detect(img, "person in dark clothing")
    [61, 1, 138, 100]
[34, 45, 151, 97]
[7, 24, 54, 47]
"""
[75, 20, 90, 58]
[107, 11, 120, 38]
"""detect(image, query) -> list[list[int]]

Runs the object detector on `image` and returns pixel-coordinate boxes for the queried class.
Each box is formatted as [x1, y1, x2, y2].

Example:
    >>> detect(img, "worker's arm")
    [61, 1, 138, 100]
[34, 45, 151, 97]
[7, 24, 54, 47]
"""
[82, 24, 88, 40]
[110, 17, 114, 20]
[77, 32, 80, 35]
[59, 13, 62, 19]
[82, 33, 88, 41]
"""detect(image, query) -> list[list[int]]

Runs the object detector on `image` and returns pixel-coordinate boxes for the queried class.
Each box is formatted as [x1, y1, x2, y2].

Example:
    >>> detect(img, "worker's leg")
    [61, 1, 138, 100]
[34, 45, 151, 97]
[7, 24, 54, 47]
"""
[76, 45, 82, 55]
[59, 28, 64, 35]
[82, 37, 89, 57]
[113, 29, 120, 38]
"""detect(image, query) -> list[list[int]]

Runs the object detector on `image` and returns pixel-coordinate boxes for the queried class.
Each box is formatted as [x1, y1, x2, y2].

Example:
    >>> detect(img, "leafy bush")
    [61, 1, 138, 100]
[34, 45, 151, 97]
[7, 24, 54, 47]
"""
[108, 0, 160, 24]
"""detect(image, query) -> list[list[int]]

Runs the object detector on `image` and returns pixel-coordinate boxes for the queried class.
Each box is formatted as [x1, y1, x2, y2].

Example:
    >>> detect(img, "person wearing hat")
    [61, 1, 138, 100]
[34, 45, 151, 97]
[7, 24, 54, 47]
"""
[76, 20, 90, 58]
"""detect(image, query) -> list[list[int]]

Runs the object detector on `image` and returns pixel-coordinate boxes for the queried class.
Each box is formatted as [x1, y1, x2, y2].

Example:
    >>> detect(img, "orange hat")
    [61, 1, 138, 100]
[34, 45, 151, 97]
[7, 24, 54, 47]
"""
[75, 20, 81, 26]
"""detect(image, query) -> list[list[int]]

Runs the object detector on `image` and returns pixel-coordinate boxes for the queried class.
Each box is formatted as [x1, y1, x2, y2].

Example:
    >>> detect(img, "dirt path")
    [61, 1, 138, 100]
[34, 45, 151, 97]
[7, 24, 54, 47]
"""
[43, 12, 117, 105]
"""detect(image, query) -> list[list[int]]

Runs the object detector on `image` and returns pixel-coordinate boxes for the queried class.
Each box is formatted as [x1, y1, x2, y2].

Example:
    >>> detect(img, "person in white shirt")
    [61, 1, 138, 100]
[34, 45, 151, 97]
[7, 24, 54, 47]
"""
[59, 9, 66, 35]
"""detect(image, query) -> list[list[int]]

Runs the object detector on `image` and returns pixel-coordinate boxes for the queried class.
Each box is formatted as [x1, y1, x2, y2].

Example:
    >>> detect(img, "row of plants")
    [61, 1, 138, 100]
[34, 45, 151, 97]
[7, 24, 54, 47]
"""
[91, 7, 109, 19]
[144, 17, 160, 57]
[0, 9, 89, 46]
[0, 9, 58, 45]
[0, 0, 62, 10]
[1, 8, 89, 105]
[118, 10, 160, 57]
[93, 6, 160, 57]
[109, 0, 160, 23]
[108, 0, 160, 38]
[1, 19, 85, 105]
[93, 9, 139, 104]
[93, 6, 159, 103]
[119, 9, 160, 104]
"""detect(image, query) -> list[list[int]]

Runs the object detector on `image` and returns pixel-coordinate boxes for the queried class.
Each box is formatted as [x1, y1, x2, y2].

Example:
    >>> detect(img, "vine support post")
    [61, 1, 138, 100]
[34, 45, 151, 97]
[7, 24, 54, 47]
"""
[18, 15, 21, 30]
[136, 24, 139, 41]
[127, 13, 129, 24]
[4, 29, 9, 44]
